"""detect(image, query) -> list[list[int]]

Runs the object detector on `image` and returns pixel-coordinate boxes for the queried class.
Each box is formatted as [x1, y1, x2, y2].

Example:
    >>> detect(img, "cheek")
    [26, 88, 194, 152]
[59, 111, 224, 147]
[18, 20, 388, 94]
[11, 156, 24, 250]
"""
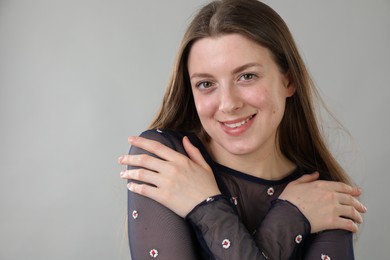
[244, 88, 268, 109]
[193, 94, 217, 118]
[269, 95, 287, 123]
[246, 88, 286, 119]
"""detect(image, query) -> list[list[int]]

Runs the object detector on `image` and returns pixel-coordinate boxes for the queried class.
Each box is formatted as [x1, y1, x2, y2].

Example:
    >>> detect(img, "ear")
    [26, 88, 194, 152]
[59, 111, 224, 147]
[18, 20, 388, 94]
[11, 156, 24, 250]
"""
[283, 71, 296, 97]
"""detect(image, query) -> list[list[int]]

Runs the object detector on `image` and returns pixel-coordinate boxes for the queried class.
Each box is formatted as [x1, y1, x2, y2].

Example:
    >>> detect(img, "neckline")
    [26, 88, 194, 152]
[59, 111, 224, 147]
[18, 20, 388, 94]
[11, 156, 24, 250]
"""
[213, 161, 303, 185]
[185, 131, 303, 185]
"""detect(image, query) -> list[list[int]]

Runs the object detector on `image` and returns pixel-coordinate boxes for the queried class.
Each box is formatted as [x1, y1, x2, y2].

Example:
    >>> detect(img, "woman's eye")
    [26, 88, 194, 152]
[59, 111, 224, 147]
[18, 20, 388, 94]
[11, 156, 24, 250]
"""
[197, 81, 213, 89]
[240, 73, 256, 81]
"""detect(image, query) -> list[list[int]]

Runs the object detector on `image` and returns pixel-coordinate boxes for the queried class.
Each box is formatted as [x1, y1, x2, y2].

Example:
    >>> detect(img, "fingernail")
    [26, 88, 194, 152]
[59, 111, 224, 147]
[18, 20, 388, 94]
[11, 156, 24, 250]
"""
[127, 183, 134, 191]
[118, 156, 124, 164]
[128, 136, 135, 144]
[120, 170, 125, 177]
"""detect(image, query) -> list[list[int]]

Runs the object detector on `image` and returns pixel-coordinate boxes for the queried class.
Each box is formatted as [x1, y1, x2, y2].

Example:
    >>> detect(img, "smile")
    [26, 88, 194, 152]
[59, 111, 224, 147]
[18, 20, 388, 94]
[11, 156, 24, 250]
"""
[222, 114, 256, 129]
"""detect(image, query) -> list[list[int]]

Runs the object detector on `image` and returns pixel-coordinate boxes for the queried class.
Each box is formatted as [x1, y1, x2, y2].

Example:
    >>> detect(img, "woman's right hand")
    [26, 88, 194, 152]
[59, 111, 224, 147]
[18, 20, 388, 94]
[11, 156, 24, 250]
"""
[279, 172, 367, 233]
[119, 135, 221, 218]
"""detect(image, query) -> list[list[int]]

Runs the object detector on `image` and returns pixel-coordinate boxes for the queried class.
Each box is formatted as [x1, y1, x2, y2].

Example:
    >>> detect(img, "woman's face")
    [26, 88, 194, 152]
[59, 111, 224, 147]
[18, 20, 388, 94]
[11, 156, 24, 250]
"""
[188, 33, 295, 160]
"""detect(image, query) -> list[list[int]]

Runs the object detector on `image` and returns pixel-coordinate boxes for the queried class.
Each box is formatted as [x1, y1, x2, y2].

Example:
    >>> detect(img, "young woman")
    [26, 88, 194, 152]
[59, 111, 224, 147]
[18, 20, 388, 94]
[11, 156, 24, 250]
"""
[118, 0, 366, 259]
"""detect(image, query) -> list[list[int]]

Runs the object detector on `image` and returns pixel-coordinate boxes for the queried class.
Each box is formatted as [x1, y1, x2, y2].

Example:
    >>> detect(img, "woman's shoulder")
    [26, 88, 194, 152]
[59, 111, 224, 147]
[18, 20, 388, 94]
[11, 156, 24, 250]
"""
[139, 128, 189, 141]
[138, 129, 191, 154]
[137, 129, 210, 162]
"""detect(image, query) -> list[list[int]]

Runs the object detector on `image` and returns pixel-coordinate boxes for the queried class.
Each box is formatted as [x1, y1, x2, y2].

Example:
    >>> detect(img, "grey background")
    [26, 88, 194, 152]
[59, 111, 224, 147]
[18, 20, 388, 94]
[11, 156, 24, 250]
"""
[0, 0, 388, 259]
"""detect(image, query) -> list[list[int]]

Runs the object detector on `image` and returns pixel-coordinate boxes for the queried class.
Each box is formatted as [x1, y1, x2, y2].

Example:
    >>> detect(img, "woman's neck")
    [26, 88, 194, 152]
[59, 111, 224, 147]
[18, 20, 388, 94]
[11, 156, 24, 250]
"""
[207, 141, 296, 181]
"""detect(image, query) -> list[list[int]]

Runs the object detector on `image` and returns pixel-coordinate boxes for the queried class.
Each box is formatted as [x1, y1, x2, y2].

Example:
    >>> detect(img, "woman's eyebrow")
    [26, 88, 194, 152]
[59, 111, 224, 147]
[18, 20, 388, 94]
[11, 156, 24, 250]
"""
[232, 62, 263, 74]
[190, 63, 263, 80]
[190, 72, 213, 80]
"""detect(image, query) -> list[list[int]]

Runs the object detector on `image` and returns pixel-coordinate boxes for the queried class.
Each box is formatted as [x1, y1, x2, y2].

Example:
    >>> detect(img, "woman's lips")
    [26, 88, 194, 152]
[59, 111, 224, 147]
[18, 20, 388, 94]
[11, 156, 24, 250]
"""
[218, 114, 257, 136]
[221, 114, 256, 129]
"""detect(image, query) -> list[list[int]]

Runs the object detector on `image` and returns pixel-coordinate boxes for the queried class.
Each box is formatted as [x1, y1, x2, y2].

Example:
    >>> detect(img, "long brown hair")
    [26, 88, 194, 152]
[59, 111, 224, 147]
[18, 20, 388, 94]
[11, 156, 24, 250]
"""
[149, 0, 350, 183]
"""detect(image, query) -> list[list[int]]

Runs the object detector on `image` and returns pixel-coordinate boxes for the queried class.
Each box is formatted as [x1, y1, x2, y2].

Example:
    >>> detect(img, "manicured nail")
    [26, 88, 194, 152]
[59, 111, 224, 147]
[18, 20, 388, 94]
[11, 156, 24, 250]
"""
[128, 136, 135, 144]
[127, 183, 134, 191]
[118, 156, 124, 164]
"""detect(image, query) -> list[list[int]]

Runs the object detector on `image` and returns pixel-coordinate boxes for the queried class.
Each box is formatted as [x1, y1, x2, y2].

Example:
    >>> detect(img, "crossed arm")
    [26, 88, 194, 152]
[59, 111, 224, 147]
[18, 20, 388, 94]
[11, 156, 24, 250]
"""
[119, 130, 366, 259]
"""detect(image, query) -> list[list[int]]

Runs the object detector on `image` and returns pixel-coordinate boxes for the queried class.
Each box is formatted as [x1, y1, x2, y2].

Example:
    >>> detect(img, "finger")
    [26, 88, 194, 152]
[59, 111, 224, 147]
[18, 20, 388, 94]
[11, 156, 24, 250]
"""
[329, 182, 355, 194]
[128, 136, 181, 161]
[293, 172, 320, 184]
[337, 204, 363, 224]
[118, 156, 125, 165]
[121, 169, 162, 186]
[128, 182, 161, 202]
[350, 186, 363, 197]
[332, 217, 359, 233]
[182, 136, 210, 169]
[337, 193, 367, 213]
[121, 153, 166, 173]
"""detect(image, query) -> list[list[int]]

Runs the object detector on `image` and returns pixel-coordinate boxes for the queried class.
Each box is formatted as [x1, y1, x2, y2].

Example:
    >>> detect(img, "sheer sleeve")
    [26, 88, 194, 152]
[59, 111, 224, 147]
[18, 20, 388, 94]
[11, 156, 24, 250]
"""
[127, 130, 342, 260]
[303, 230, 354, 259]
[127, 130, 200, 260]
[254, 199, 311, 259]
[187, 197, 310, 259]
[254, 200, 354, 259]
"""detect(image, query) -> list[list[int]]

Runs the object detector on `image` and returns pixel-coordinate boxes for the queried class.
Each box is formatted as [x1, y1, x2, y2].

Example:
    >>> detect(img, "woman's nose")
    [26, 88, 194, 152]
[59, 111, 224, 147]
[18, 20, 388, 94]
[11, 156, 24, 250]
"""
[218, 86, 243, 113]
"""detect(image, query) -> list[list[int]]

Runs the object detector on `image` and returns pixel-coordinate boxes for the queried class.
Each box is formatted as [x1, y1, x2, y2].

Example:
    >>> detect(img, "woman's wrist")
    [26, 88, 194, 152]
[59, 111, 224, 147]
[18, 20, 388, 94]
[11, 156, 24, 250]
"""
[185, 194, 227, 219]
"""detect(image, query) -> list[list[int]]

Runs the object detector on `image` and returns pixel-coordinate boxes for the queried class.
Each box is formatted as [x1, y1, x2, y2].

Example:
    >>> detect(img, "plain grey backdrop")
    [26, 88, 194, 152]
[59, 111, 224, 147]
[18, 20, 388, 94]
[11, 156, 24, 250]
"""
[0, 0, 389, 259]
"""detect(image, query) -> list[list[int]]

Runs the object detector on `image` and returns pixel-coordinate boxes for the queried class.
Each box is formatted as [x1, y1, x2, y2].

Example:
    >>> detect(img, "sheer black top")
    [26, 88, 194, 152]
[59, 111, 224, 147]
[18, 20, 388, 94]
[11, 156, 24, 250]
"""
[127, 129, 354, 260]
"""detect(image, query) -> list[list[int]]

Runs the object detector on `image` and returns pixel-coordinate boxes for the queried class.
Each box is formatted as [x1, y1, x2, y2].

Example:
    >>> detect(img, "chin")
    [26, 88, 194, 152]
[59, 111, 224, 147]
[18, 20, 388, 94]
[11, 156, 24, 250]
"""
[223, 143, 255, 156]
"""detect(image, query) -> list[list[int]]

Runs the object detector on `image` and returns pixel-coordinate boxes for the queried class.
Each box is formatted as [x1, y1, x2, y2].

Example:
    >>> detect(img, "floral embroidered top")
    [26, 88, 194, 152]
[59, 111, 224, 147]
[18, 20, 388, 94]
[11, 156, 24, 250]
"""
[127, 129, 354, 260]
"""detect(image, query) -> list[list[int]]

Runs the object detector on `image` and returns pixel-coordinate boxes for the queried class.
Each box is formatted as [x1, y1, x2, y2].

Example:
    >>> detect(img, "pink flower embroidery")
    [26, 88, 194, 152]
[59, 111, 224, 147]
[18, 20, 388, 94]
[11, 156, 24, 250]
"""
[295, 234, 303, 244]
[149, 249, 158, 258]
[222, 239, 231, 249]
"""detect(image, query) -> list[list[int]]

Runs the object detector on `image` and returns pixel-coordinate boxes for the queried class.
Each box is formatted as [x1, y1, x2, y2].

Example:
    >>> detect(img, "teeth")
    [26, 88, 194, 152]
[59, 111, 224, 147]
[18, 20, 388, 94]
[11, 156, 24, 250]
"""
[224, 115, 254, 128]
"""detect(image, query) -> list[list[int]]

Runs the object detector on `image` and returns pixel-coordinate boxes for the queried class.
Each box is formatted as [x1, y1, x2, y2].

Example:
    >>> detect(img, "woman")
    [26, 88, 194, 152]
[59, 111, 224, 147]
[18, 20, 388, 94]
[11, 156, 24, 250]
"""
[119, 0, 366, 259]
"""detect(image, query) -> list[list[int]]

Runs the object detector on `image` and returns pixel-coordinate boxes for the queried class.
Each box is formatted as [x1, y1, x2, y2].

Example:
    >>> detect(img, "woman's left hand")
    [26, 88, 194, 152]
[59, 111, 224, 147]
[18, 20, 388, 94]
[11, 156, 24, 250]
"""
[118, 136, 221, 218]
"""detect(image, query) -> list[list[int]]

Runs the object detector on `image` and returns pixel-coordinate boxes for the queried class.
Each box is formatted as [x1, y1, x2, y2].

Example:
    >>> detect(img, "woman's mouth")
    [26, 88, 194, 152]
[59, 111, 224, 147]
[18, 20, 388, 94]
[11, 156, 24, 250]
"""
[222, 114, 256, 129]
